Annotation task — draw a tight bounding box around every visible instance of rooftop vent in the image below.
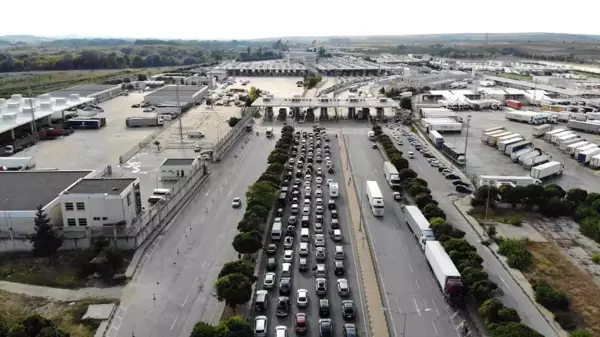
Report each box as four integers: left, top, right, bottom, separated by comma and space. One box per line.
9, 94, 23, 102
0, 99, 6, 108
22, 107, 35, 114
55, 98, 68, 105
38, 94, 52, 102
22, 98, 35, 107
40, 102, 53, 111
2, 113, 18, 120
112, 187, 120, 191
6, 102, 20, 113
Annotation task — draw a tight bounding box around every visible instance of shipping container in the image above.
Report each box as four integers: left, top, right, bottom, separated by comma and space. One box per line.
506, 100, 523, 109
567, 120, 600, 134
505, 141, 533, 155
544, 128, 566, 141
564, 141, 588, 155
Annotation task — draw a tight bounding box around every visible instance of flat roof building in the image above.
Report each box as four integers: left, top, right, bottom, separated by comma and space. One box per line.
144, 85, 208, 106
48, 84, 122, 103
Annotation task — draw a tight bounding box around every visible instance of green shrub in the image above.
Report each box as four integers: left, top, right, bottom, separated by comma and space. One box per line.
592, 253, 600, 264
507, 216, 523, 226
532, 279, 570, 312
498, 238, 532, 270
569, 329, 593, 337
553, 311, 577, 331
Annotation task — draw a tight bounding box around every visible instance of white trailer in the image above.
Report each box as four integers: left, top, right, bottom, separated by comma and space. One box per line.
366, 180, 385, 217
554, 133, 579, 146
574, 144, 598, 158
578, 147, 600, 164
424, 240, 465, 307
505, 111, 545, 124
383, 162, 401, 188
558, 136, 584, 151
487, 131, 514, 146
530, 161, 564, 180
589, 154, 600, 169
550, 131, 573, 144
505, 141, 532, 155
481, 130, 509, 143
523, 154, 551, 169
482, 126, 507, 134
564, 141, 588, 155
532, 124, 552, 137
556, 113, 571, 123
497, 137, 524, 152
519, 150, 542, 165
477, 175, 542, 187
511, 147, 535, 161
404, 205, 436, 250
0, 157, 36, 170
544, 128, 566, 141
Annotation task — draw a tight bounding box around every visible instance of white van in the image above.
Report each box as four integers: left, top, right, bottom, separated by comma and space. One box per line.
147, 195, 165, 205
271, 221, 283, 241
300, 228, 310, 242
335, 245, 345, 260
188, 130, 205, 138
153, 188, 172, 197
281, 263, 292, 277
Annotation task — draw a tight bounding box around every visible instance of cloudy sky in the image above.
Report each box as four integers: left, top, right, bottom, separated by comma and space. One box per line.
3, 0, 599, 39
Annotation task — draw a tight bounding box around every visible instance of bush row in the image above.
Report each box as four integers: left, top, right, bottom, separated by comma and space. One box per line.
373, 126, 543, 337
191, 316, 253, 337
210, 125, 295, 314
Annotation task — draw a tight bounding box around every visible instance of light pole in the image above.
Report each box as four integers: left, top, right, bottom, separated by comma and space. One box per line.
351, 173, 364, 232
462, 115, 472, 166
382, 307, 432, 337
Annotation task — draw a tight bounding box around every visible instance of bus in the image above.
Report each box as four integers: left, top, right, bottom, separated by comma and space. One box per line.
266, 127, 273, 138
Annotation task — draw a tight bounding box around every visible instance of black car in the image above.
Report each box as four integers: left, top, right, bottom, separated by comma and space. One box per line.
341, 300, 356, 320
328, 167, 334, 174
456, 185, 473, 194
334, 261, 344, 275
287, 225, 296, 236
266, 244, 277, 255
446, 173, 460, 180
452, 180, 470, 187
319, 298, 330, 317
276, 208, 284, 217
266, 257, 276, 271
330, 209, 338, 219
328, 200, 336, 210
438, 166, 448, 173
319, 318, 333, 337
315, 214, 323, 224
422, 152, 434, 158
331, 219, 340, 229
276, 296, 290, 317
343, 324, 357, 337
279, 278, 291, 295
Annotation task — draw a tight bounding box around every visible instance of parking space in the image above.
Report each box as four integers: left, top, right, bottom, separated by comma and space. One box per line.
18, 92, 157, 170
441, 110, 600, 190
254, 131, 364, 337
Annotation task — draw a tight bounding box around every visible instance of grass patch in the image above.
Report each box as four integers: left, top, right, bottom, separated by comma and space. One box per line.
497, 73, 533, 81
0, 290, 116, 337
0, 250, 134, 289
525, 241, 600, 335
467, 206, 528, 226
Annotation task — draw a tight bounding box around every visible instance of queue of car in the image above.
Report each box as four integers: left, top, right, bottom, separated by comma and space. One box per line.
253, 128, 358, 337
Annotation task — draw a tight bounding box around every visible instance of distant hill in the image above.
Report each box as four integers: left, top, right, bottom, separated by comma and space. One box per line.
0, 35, 55, 44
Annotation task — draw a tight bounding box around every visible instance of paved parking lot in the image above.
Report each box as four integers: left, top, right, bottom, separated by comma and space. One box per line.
229, 77, 305, 97
18, 92, 157, 170
254, 133, 366, 336
442, 110, 600, 190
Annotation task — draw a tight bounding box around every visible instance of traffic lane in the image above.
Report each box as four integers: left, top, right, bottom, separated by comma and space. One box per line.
399, 132, 559, 337
116, 136, 272, 337
346, 135, 458, 337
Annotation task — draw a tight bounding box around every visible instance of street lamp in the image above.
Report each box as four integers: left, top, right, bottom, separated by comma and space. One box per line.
462, 115, 472, 166
382, 307, 432, 337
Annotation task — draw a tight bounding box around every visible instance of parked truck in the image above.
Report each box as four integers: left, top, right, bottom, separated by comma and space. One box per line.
477, 175, 542, 187
564, 141, 588, 155
550, 131, 573, 144
441, 143, 466, 166
589, 154, 600, 169
487, 132, 514, 146
482, 126, 507, 134
574, 144, 598, 158
481, 130, 509, 144
523, 154, 551, 169
404, 205, 436, 250
126, 115, 165, 127
567, 120, 600, 134
530, 161, 564, 180
497, 136, 524, 152
558, 136, 584, 151
366, 180, 385, 216
519, 150, 542, 165
0, 157, 36, 170
492, 133, 521, 147
506, 100, 523, 109
554, 133, 580, 146
424, 240, 465, 307
383, 162, 401, 189
67, 117, 107, 129
505, 140, 532, 155
506, 111, 545, 124
511, 147, 535, 161
578, 147, 600, 164
429, 130, 444, 149
544, 129, 566, 142
532, 124, 552, 137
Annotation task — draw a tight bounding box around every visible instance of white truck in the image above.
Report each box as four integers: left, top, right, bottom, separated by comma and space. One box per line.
477, 175, 542, 187
578, 147, 600, 164
487, 132, 514, 146
532, 124, 552, 137
404, 205, 436, 250
329, 182, 339, 198
574, 144, 598, 158
481, 130, 508, 144
366, 180, 385, 216
505, 111, 545, 124
558, 136, 583, 151
530, 161, 564, 180
564, 141, 588, 155
383, 162, 401, 189
424, 241, 465, 307
589, 154, 600, 169
125, 115, 165, 127
554, 133, 579, 146
518, 150, 542, 165
511, 147, 535, 161
0, 157, 36, 170
550, 131, 573, 144
523, 154, 551, 169
544, 128, 566, 142
497, 136, 524, 152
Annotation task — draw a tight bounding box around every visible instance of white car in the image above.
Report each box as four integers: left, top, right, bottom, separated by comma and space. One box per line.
315, 234, 325, 247
315, 189, 323, 198
296, 289, 308, 307
232, 197, 242, 208
275, 326, 288, 337
304, 174, 312, 181
304, 180, 311, 187
316, 197, 323, 205
264, 272, 276, 289
284, 236, 294, 249
337, 278, 350, 296
332, 229, 343, 242
291, 204, 299, 214
283, 250, 294, 263
316, 205, 324, 214
314, 223, 324, 234
304, 186, 312, 196
315, 176, 323, 184
302, 207, 310, 216
303, 198, 311, 206
299, 242, 309, 256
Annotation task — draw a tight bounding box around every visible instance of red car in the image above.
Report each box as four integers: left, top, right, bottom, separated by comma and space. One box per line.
295, 313, 308, 334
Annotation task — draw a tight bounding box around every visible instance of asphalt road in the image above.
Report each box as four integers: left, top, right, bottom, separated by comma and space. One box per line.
254, 135, 367, 336
345, 134, 463, 337
108, 134, 275, 337
383, 127, 559, 337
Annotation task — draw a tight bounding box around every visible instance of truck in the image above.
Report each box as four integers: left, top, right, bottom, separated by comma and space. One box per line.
477, 175, 542, 187
424, 240, 465, 307
68, 117, 107, 129
565, 141, 588, 155
589, 154, 600, 169
404, 205, 436, 250
558, 136, 584, 151
505, 140, 532, 155
487, 131, 514, 146
492, 133, 521, 147
481, 130, 508, 144
0, 157, 36, 170
518, 150, 541, 165
567, 120, 600, 134
530, 161, 564, 180
511, 147, 535, 161
126, 116, 164, 127
482, 126, 506, 134
544, 128, 566, 142
429, 130, 444, 149
441, 143, 465, 166
554, 133, 579, 146
574, 144, 598, 158
497, 136, 524, 152
383, 162, 401, 189
550, 131, 573, 144
532, 124, 552, 137
366, 180, 385, 217
506, 100, 523, 109
523, 154, 551, 169
505, 111, 541, 124
329, 182, 339, 198
578, 147, 600, 164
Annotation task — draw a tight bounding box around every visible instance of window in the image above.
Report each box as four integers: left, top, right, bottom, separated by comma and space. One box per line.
76, 202, 85, 211
67, 218, 76, 226
127, 193, 132, 206
65, 203, 74, 211
93, 217, 101, 221
78, 218, 88, 226
102, 217, 108, 220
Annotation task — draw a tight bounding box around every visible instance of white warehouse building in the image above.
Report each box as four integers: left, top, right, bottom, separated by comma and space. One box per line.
160, 158, 201, 181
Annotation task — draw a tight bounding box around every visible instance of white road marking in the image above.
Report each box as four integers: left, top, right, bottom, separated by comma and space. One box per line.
170, 314, 179, 330
413, 298, 421, 316
227, 190, 232, 196
432, 322, 439, 336
408, 263, 413, 272
450, 311, 459, 320
182, 295, 189, 307
498, 276, 512, 291
415, 279, 420, 289
455, 320, 466, 331
432, 300, 440, 316
396, 298, 402, 313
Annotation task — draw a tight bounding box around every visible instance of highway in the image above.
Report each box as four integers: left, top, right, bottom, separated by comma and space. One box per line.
345, 134, 463, 337
383, 127, 559, 337
254, 135, 367, 336
107, 133, 275, 337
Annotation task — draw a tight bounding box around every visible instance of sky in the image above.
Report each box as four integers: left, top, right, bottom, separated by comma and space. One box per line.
3, 0, 599, 39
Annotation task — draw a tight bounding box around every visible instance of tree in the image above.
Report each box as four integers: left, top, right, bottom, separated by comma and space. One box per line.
398, 168, 417, 180
423, 203, 446, 220
191, 322, 218, 337
247, 181, 277, 204
566, 188, 588, 206
217, 316, 253, 337
257, 173, 281, 187
408, 185, 430, 197
232, 231, 262, 255
227, 117, 241, 127
489, 322, 543, 337
137, 73, 148, 81
28, 205, 63, 261
532, 279, 570, 311
267, 152, 288, 165
461, 267, 488, 286
391, 157, 409, 171
215, 273, 253, 310
245, 204, 270, 220
379, 87, 386, 94
470, 279, 498, 303
237, 217, 263, 233
400, 97, 412, 110
414, 193, 434, 209
218, 260, 255, 280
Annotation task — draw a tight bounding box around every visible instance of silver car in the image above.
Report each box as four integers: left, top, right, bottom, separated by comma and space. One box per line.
337, 278, 350, 296
314, 234, 325, 247
264, 272, 276, 289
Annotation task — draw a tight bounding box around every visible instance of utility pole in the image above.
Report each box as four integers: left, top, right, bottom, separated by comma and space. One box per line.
176, 82, 183, 142
463, 115, 472, 166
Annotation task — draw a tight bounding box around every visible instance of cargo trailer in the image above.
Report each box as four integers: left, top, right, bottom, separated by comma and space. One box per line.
530, 161, 564, 180
532, 124, 552, 137
67, 117, 106, 129
544, 128, 566, 141
564, 141, 588, 155
366, 180, 385, 216
523, 154, 551, 169
550, 131, 573, 144
0, 157, 36, 170
519, 150, 542, 165
481, 130, 509, 143
429, 130, 444, 149
574, 144, 598, 158
556, 113, 571, 123
383, 162, 401, 188
126, 115, 165, 127
498, 137, 524, 152
589, 154, 600, 169
424, 241, 464, 307
505, 111, 547, 124
441, 144, 465, 166
487, 131, 514, 146
558, 136, 584, 151
477, 175, 541, 187
555, 133, 580, 146
505, 141, 533, 155
567, 120, 600, 134
492, 133, 521, 147
482, 126, 507, 134
404, 205, 435, 250
570, 113, 588, 121
506, 100, 523, 109
578, 148, 600, 164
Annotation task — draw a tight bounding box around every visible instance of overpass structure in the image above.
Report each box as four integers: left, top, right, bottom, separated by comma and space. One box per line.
252, 94, 399, 121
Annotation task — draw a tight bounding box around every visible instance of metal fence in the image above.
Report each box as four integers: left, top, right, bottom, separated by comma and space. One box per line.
118, 121, 173, 164
212, 107, 256, 162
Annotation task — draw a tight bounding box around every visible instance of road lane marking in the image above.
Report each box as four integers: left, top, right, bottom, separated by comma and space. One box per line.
396, 298, 402, 313
423, 299, 430, 311
413, 298, 421, 316
182, 295, 189, 307
227, 190, 232, 196
193, 276, 199, 286
432, 322, 439, 336
408, 263, 413, 272
498, 276, 512, 291
450, 311, 459, 320
170, 314, 179, 330
415, 279, 420, 289
432, 300, 440, 316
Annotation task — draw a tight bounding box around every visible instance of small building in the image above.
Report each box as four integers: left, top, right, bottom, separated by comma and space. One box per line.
60, 178, 141, 228
160, 158, 200, 181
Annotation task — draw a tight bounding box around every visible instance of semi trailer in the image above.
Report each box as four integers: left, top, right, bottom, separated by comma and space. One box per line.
564, 141, 588, 155
544, 129, 566, 142
0, 157, 36, 170
424, 240, 465, 308
497, 136, 524, 152
441, 143, 466, 166
530, 161, 564, 180
578, 148, 600, 164
574, 144, 598, 158
126, 115, 165, 127
558, 136, 584, 151
505, 141, 533, 155
366, 180, 385, 216
404, 205, 436, 250
429, 130, 444, 149
481, 130, 509, 144
383, 162, 401, 189
567, 120, 600, 134
589, 155, 600, 169
511, 147, 535, 161
532, 124, 552, 137
519, 150, 542, 165
523, 154, 551, 169
477, 175, 542, 187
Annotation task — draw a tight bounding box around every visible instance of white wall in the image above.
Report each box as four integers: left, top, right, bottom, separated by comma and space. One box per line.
161, 162, 199, 181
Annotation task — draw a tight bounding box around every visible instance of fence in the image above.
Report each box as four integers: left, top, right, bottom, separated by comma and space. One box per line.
212, 107, 256, 162
118, 121, 173, 165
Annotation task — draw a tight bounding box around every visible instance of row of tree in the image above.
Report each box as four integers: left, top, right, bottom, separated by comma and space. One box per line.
213, 125, 295, 311
375, 128, 545, 337
0, 314, 70, 337
237, 46, 281, 62
190, 316, 254, 337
